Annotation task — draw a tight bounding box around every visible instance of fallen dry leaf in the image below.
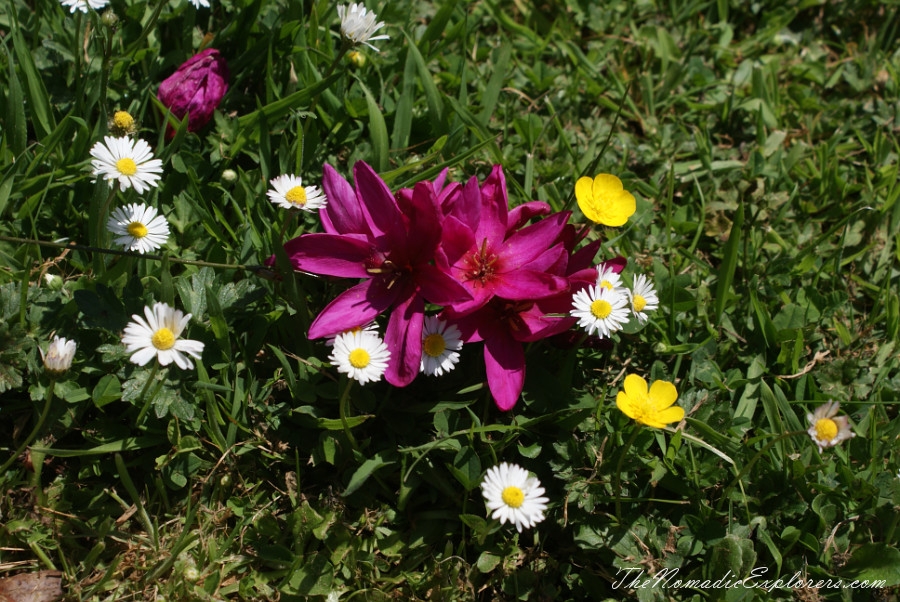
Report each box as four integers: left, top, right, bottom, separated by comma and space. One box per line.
0, 571, 63, 602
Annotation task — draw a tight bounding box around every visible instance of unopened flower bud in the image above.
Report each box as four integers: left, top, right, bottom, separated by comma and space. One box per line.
41, 336, 76, 375
44, 273, 64, 291
221, 168, 237, 183
158, 48, 229, 136
100, 9, 118, 28
347, 50, 366, 68
109, 110, 137, 136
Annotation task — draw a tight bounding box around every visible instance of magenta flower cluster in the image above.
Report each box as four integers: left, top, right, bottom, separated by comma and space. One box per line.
284, 162, 623, 411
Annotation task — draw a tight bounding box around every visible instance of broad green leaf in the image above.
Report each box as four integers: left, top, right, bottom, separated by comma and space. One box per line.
343, 452, 396, 497
840, 543, 900, 586
92, 375, 122, 408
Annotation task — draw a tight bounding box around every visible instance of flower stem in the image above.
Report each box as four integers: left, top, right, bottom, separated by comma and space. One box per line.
134, 364, 162, 426
338, 378, 359, 453
0, 235, 255, 273
299, 42, 350, 169
613, 426, 640, 523
0, 381, 56, 475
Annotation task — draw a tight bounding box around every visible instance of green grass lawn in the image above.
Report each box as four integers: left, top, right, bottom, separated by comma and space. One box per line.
1, 0, 899, 600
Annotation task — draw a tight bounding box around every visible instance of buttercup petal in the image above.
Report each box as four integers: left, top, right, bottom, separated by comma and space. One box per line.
649, 380, 679, 411
622, 373, 648, 401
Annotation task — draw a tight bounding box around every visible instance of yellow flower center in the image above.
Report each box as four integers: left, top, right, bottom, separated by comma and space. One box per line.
348, 348, 370, 369
599, 279, 615, 290
501, 486, 525, 508
113, 111, 134, 130
633, 294, 647, 312
423, 333, 446, 358
151, 327, 176, 351
815, 418, 838, 442
285, 186, 308, 206
590, 299, 612, 320
116, 157, 138, 176
127, 221, 148, 238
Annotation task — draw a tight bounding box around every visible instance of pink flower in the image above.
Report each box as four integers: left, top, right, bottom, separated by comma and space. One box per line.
436, 165, 571, 317
158, 48, 229, 134
283, 162, 470, 387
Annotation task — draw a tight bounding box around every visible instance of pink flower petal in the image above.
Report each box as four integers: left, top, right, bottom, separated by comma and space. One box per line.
507, 201, 551, 232
283, 233, 373, 278
416, 263, 472, 306
473, 165, 508, 247
483, 331, 525, 411
354, 162, 405, 247
308, 279, 399, 339
492, 269, 569, 301
321, 164, 366, 236
384, 292, 424, 387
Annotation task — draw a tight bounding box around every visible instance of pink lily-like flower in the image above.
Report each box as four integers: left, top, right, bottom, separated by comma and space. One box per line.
437, 165, 571, 317
283, 162, 470, 387
445, 225, 626, 410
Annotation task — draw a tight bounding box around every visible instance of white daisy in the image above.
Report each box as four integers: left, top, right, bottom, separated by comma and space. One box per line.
107, 203, 170, 254
570, 283, 629, 338
267, 174, 327, 212
480, 462, 549, 533
420, 316, 462, 377
90, 136, 163, 194
595, 264, 624, 293
188, 0, 210, 7
329, 330, 390, 385
122, 302, 205, 370
59, 0, 109, 13
629, 274, 659, 325
40, 336, 76, 374
337, 3, 389, 51
806, 401, 855, 452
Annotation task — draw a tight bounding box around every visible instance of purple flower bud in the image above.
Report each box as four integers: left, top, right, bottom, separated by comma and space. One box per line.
158, 48, 229, 134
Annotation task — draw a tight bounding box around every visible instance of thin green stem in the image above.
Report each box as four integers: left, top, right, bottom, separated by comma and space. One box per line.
717, 430, 807, 512
0, 381, 56, 475
299, 41, 350, 168
95, 187, 117, 249
561, 77, 634, 214
0, 235, 261, 273
338, 378, 359, 453
134, 363, 162, 426
614, 426, 641, 523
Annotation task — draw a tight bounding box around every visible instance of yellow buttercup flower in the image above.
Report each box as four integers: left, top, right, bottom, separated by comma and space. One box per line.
616, 374, 684, 429
575, 173, 636, 227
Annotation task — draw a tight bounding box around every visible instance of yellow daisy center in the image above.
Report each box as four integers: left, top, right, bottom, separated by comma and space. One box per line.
285, 186, 308, 206
423, 333, 446, 358
633, 294, 647, 312
151, 327, 176, 351
127, 222, 148, 238
590, 299, 612, 320
599, 279, 615, 290
815, 418, 838, 442
116, 157, 138, 176
501, 486, 525, 508
113, 111, 134, 130
348, 348, 370, 369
